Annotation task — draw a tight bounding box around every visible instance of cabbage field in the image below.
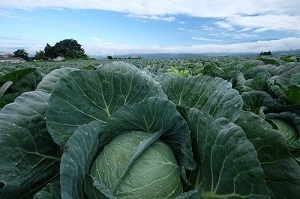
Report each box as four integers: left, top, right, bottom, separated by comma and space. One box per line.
0, 55, 300, 198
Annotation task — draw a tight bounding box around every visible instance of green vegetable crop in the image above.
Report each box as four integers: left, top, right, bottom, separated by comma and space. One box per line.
0, 60, 299, 199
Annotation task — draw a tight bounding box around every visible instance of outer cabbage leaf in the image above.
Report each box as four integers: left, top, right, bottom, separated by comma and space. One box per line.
236, 111, 300, 199
290, 72, 300, 86
47, 62, 165, 147
293, 151, 300, 165
271, 66, 300, 89
242, 75, 271, 93
0, 92, 20, 110
0, 68, 43, 108
276, 83, 300, 105
10, 69, 43, 92
242, 91, 282, 113
0, 81, 13, 97
184, 108, 269, 198
0, 91, 60, 199
241, 59, 265, 69
243, 66, 271, 79
158, 75, 242, 122
36, 67, 78, 93
200, 63, 225, 76
175, 190, 201, 199
85, 174, 110, 199
0, 68, 37, 85
269, 66, 300, 105
60, 120, 105, 199
261, 64, 286, 76
256, 57, 281, 66
33, 179, 61, 199
268, 119, 297, 144
232, 72, 246, 93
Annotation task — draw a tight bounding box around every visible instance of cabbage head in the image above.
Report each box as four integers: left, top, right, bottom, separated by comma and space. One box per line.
90, 131, 183, 198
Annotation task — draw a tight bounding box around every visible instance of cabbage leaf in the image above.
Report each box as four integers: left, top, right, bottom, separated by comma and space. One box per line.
0, 91, 60, 199
158, 75, 242, 122
184, 108, 269, 198
47, 62, 165, 147
236, 111, 300, 199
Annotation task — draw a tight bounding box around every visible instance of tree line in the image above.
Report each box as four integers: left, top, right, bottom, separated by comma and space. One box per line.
13, 38, 88, 61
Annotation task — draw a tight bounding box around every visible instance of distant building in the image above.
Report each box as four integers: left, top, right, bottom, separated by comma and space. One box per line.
0, 57, 26, 63
0, 53, 14, 58
260, 51, 272, 56
128, 56, 141, 59
52, 56, 65, 62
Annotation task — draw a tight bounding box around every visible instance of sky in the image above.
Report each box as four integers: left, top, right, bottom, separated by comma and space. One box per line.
0, 0, 300, 57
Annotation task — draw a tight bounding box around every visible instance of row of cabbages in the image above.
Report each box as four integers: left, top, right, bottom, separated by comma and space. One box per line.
0, 61, 299, 198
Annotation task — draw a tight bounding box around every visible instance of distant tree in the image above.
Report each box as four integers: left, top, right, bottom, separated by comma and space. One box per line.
65, 49, 88, 59
107, 55, 113, 59
54, 39, 87, 59
13, 49, 29, 61
44, 39, 88, 60
44, 43, 58, 60
34, 50, 46, 61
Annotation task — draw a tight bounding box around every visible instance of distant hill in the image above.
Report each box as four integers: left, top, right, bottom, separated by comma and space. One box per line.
91, 49, 300, 60
272, 49, 300, 55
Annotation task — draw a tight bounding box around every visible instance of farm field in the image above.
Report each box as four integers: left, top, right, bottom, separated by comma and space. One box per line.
1, 54, 300, 198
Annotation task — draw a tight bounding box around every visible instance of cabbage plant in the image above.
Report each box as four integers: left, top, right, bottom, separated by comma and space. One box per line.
0, 61, 299, 199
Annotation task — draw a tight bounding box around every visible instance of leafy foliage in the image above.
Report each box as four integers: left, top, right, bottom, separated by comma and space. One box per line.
0, 55, 300, 198
13, 49, 29, 61
44, 39, 87, 60
0, 91, 60, 199
0, 68, 43, 108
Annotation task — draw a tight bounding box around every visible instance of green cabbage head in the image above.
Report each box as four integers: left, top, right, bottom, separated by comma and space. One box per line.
90, 131, 183, 198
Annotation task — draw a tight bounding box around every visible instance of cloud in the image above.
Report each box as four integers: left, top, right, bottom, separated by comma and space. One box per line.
1, 0, 300, 56
1, 1, 299, 33
91, 37, 102, 42
225, 14, 300, 33
82, 37, 300, 56
0, 36, 22, 40
209, 30, 258, 40
127, 14, 176, 22
0, 9, 36, 21
214, 21, 234, 30
1, 0, 299, 16
1, 37, 299, 56
192, 37, 221, 42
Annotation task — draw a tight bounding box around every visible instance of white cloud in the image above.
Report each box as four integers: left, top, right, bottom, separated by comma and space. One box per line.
81, 37, 300, 56
178, 28, 198, 32
225, 14, 300, 33
1, 1, 299, 33
214, 21, 234, 30
91, 37, 102, 42
210, 31, 258, 40
1, 0, 299, 16
201, 25, 215, 32
1, 1, 300, 56
192, 37, 221, 42
238, 28, 252, 32
234, 33, 258, 39
127, 14, 176, 22
1, 37, 300, 56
